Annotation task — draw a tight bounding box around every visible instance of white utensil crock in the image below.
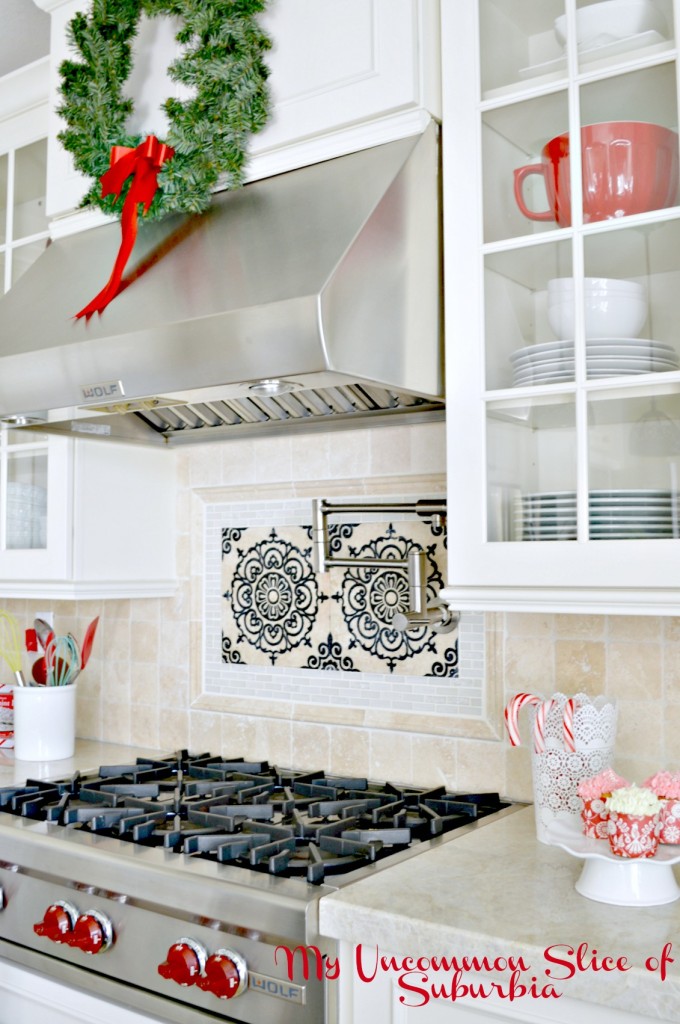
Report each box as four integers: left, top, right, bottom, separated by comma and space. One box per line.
13, 683, 77, 761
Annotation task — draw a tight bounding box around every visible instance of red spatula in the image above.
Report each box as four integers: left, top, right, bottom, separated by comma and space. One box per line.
81, 616, 99, 669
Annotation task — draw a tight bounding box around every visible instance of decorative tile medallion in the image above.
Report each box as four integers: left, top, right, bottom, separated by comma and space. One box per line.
221, 521, 458, 677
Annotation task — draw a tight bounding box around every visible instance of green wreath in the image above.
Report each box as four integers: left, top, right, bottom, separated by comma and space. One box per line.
57, 0, 272, 219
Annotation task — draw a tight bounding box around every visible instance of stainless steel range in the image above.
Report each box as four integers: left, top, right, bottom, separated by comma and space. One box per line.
0, 752, 520, 1024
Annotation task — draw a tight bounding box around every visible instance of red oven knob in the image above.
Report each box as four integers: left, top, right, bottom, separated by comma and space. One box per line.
197, 949, 248, 999
70, 910, 114, 954
158, 938, 207, 986
33, 900, 78, 943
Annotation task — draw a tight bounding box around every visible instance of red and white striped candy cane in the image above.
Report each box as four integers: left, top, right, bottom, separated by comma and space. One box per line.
533, 698, 555, 754
504, 692, 541, 747
562, 697, 577, 752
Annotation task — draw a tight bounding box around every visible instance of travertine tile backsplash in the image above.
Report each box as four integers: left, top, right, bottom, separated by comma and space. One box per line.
4, 421, 680, 801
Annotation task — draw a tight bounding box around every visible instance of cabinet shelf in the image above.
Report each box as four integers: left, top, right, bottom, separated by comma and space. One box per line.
482, 42, 676, 103
486, 374, 680, 405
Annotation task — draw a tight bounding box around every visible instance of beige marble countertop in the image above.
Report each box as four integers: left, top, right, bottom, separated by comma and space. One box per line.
319, 806, 680, 1021
0, 738, 164, 782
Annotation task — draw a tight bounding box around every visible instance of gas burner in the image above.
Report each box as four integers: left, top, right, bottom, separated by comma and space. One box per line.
0, 751, 511, 885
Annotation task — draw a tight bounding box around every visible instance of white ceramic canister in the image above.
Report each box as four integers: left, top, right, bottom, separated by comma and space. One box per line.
13, 684, 76, 761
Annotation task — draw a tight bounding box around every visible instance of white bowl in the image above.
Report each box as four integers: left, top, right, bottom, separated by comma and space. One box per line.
548, 290, 648, 339
554, 0, 668, 51
548, 276, 646, 296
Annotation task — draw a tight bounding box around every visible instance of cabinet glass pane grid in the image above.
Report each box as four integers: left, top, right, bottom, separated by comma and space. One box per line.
479, 0, 680, 546
479, 0, 676, 103
0, 432, 48, 552
0, 139, 48, 294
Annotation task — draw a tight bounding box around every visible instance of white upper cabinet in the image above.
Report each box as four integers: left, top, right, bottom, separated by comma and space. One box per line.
440, 0, 680, 614
0, 434, 176, 599
41, 0, 441, 221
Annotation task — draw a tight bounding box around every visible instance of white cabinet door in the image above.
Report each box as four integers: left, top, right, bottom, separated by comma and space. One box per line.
0, 434, 71, 586
0, 434, 176, 599
0, 957, 161, 1024
250, 0, 441, 176
440, 0, 680, 614
42, 0, 441, 219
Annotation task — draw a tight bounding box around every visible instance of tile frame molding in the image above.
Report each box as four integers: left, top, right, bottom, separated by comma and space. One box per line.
189, 474, 503, 741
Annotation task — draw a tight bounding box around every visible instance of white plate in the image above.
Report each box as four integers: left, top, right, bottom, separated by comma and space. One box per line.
511, 358, 677, 379
518, 522, 579, 530
518, 29, 667, 80
520, 500, 576, 507
523, 491, 576, 499
589, 512, 675, 520
590, 489, 675, 498
586, 356, 678, 369
510, 338, 676, 363
510, 345, 574, 365
546, 820, 680, 906
522, 521, 578, 529
586, 342, 676, 355
591, 533, 676, 539
513, 376, 574, 386
512, 374, 575, 385
587, 368, 677, 379
511, 351, 676, 373
589, 528, 675, 536
512, 354, 576, 369
522, 528, 577, 536
521, 491, 677, 504
520, 498, 577, 505
591, 524, 675, 533
591, 504, 675, 512
517, 507, 577, 516
522, 533, 577, 540
513, 364, 574, 376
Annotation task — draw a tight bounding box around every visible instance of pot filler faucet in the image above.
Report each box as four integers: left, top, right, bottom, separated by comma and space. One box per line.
311, 498, 459, 634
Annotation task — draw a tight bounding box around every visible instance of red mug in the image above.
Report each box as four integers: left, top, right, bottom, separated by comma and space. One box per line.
514, 121, 679, 226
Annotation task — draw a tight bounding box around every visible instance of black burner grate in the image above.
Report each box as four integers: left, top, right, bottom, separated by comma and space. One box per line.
0, 752, 510, 884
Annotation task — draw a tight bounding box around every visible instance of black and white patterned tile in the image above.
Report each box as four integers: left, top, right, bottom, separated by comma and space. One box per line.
203, 497, 484, 718
221, 520, 457, 677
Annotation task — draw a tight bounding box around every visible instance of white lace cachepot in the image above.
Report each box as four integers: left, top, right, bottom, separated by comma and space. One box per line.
528, 693, 617, 844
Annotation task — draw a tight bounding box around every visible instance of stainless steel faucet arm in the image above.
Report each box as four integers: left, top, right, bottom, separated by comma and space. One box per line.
310, 498, 459, 634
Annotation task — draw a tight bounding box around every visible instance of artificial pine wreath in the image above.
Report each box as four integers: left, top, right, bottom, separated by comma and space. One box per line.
57, 0, 272, 220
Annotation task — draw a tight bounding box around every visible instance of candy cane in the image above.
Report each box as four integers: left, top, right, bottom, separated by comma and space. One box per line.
504, 692, 541, 747
562, 697, 576, 752
533, 698, 555, 754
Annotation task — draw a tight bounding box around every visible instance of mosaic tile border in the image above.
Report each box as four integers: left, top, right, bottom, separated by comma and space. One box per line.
202, 495, 486, 719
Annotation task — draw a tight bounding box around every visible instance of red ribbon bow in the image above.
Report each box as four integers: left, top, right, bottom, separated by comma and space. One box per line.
75, 134, 175, 319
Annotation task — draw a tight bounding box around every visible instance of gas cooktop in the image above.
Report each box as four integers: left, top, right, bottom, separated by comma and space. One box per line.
0, 752, 521, 1024
0, 750, 511, 885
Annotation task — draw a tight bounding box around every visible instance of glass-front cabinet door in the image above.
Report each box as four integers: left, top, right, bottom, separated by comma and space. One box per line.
2, 431, 48, 551
442, 0, 680, 608
0, 100, 64, 581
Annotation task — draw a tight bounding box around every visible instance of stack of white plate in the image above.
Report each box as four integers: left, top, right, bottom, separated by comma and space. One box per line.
516, 490, 679, 540
510, 339, 678, 387
589, 490, 678, 539
6, 483, 47, 549
515, 492, 577, 540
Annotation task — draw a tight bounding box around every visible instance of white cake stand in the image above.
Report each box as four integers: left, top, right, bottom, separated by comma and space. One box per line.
546, 822, 680, 906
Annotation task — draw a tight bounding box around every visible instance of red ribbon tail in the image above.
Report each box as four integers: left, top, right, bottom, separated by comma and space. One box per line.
74, 195, 140, 319
74, 135, 174, 318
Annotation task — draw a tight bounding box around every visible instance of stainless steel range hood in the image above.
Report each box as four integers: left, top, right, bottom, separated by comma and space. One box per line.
0, 122, 443, 447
